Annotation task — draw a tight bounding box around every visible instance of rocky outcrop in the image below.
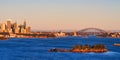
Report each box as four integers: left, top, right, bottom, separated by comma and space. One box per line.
49, 44, 108, 53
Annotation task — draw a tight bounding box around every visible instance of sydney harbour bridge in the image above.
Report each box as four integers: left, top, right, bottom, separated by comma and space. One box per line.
77, 28, 107, 36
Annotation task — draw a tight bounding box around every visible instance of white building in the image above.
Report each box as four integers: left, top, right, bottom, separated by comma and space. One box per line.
54, 32, 66, 37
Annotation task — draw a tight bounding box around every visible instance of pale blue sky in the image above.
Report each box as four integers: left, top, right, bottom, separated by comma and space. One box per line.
0, 0, 120, 31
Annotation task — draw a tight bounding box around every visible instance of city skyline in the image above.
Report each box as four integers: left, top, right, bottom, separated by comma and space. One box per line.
0, 19, 31, 33
0, 19, 120, 32
0, 0, 120, 31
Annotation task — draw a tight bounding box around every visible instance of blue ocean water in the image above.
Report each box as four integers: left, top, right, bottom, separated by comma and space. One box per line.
0, 36, 120, 60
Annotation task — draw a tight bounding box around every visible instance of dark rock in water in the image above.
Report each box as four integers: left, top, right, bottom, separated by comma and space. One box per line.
49, 48, 71, 52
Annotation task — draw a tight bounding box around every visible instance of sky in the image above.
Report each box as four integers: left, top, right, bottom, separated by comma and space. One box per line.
0, 0, 120, 31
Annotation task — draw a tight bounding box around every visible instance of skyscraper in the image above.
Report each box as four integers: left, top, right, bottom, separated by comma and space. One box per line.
0, 23, 2, 32
26, 26, 31, 33
7, 20, 11, 29
7, 19, 12, 33
23, 19, 26, 29
14, 22, 19, 33
18, 24, 22, 33
21, 27, 26, 33
1, 23, 6, 32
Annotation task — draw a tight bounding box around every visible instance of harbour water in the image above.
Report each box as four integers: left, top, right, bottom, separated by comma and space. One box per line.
0, 37, 120, 60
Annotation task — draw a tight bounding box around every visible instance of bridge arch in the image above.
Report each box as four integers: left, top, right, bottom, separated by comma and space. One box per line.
78, 28, 107, 35
78, 28, 106, 33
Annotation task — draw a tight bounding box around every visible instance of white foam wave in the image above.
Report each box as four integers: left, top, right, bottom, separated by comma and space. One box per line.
101, 51, 120, 55
83, 51, 120, 56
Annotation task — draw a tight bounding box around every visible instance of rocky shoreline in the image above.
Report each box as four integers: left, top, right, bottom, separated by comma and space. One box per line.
0, 37, 9, 40
49, 44, 108, 53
